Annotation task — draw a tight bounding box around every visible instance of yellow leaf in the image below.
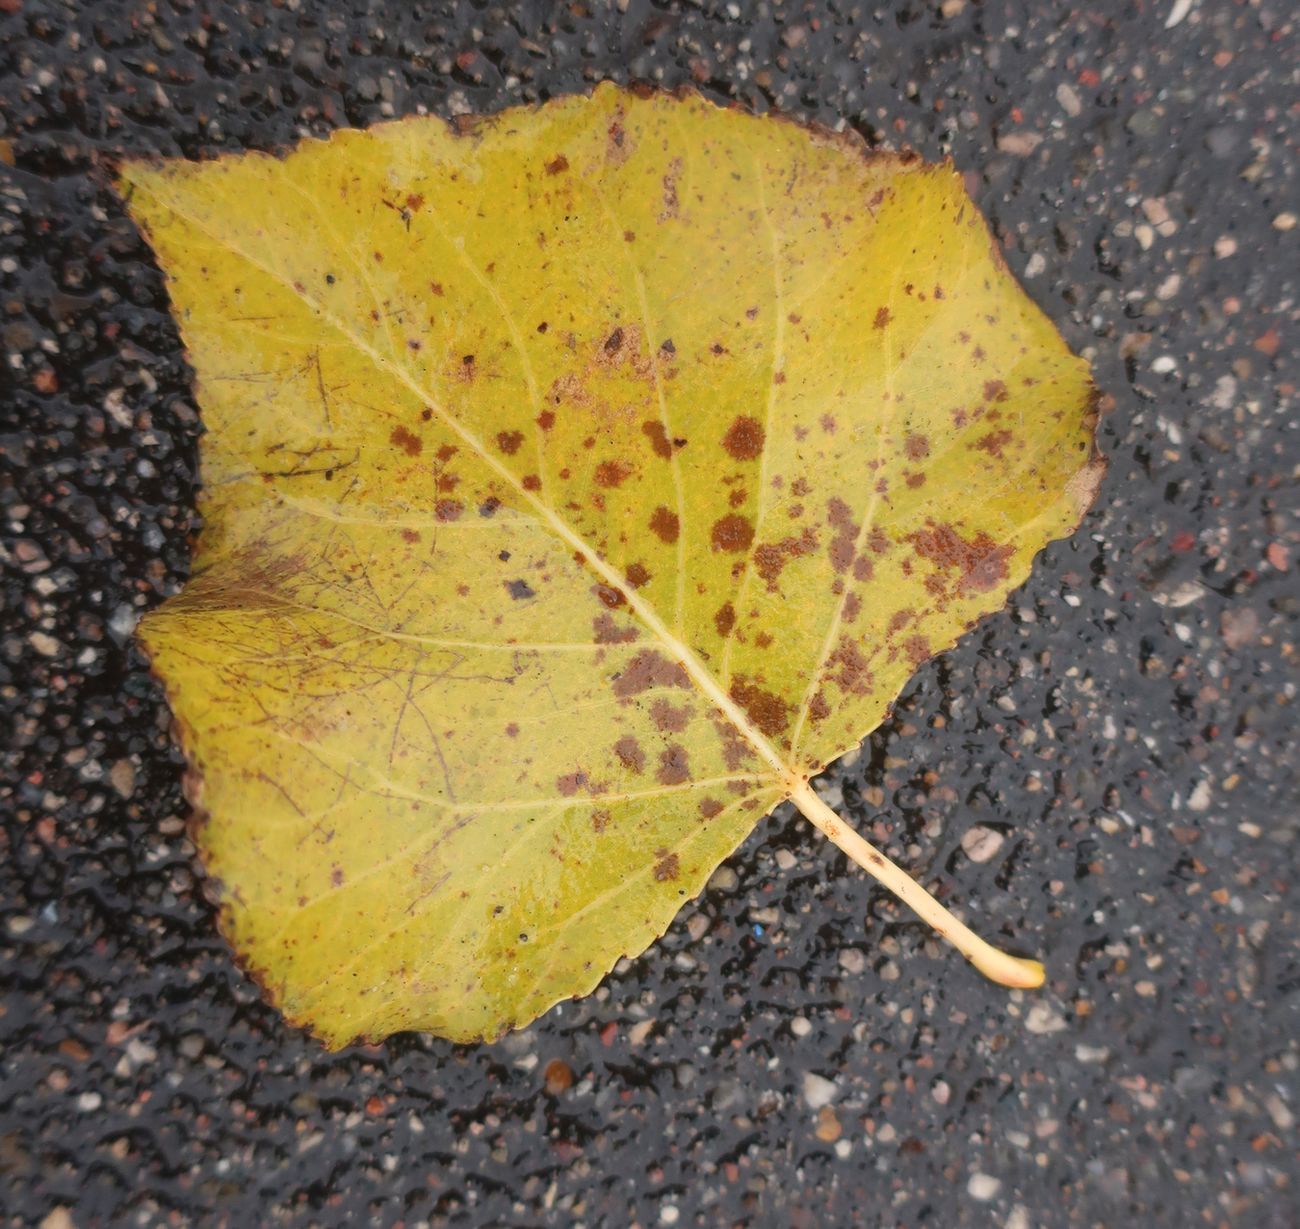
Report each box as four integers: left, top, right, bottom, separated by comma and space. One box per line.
118, 84, 1103, 1047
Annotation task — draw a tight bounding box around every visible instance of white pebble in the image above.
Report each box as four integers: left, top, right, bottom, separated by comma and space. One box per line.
1024, 1003, 1068, 1035
961, 826, 1005, 863
802, 1071, 838, 1110
709, 866, 738, 892
968, 1173, 1002, 1201
1264, 1093, 1294, 1131
838, 948, 867, 975
30, 631, 62, 657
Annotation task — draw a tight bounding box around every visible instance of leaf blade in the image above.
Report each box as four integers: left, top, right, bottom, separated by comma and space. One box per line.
121, 84, 1101, 1045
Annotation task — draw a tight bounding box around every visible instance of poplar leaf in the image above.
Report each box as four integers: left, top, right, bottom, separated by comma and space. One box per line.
118, 84, 1104, 1047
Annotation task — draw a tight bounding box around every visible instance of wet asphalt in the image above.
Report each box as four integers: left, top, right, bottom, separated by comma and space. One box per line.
1, 2, 1297, 1226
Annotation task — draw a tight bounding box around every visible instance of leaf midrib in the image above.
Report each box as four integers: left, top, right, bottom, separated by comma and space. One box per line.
130, 175, 799, 792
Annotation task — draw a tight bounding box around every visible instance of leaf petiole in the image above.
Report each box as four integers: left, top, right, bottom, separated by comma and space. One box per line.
788, 780, 1046, 990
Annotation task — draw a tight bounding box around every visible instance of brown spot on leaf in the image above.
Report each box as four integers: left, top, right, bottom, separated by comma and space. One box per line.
908, 523, 1015, 594
714, 602, 736, 637
853, 555, 874, 583
656, 745, 690, 786
593, 583, 626, 609
650, 698, 691, 733
625, 562, 651, 588
545, 153, 569, 175
874, 306, 892, 329
649, 505, 680, 544
642, 420, 673, 459
729, 677, 790, 738
843, 592, 862, 623
699, 798, 725, 819
505, 578, 535, 600
435, 500, 463, 522
827, 496, 858, 574
711, 514, 754, 553
522, 475, 542, 491
712, 717, 752, 772
593, 613, 638, 644
537, 409, 556, 430
613, 650, 689, 699
983, 379, 1009, 403
661, 157, 682, 219
722, 415, 765, 460
401, 528, 420, 544
754, 527, 818, 590
390, 425, 422, 456
613, 736, 645, 774
556, 771, 587, 796
595, 459, 632, 487
591, 809, 611, 833
496, 430, 524, 455
808, 692, 830, 723
904, 433, 930, 460
904, 635, 931, 664
604, 326, 625, 356
653, 850, 681, 881
975, 429, 1015, 458
829, 639, 873, 695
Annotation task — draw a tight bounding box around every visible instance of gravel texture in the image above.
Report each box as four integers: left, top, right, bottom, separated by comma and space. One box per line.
1, 1, 1297, 1226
